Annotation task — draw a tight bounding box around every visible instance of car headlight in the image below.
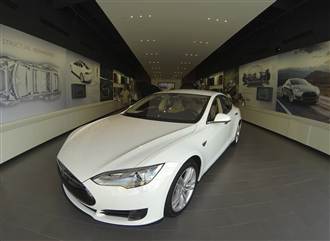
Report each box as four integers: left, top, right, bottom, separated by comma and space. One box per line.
92, 164, 164, 188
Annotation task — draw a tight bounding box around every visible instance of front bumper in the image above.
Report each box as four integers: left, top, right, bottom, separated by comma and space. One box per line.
61, 164, 176, 226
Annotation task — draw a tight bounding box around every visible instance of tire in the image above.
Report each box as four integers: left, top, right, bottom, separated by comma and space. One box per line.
232, 121, 242, 145
164, 160, 199, 217
288, 92, 294, 103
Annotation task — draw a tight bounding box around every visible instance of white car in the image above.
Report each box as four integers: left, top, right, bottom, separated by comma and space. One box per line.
279, 78, 320, 104
70, 60, 92, 84
57, 89, 242, 226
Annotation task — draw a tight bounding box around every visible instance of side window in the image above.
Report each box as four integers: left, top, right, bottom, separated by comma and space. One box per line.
220, 95, 232, 114
207, 96, 223, 122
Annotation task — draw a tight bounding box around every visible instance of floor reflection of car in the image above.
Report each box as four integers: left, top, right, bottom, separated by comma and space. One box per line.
279, 78, 320, 104
0, 57, 60, 105
70, 60, 92, 84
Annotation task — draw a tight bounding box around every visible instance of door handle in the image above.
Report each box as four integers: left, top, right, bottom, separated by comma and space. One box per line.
202, 140, 207, 147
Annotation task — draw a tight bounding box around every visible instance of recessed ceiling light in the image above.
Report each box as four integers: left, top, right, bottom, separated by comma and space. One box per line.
207, 17, 211, 21
199, 41, 203, 44
193, 41, 197, 44
152, 40, 156, 42
140, 40, 143, 42
205, 41, 209, 44
130, 15, 134, 19
146, 39, 150, 42
139, 15, 143, 18
216, 18, 219, 22
224, 19, 228, 23
148, 14, 152, 18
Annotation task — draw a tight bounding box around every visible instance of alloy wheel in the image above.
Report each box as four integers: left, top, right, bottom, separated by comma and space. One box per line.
171, 167, 197, 213
235, 122, 241, 143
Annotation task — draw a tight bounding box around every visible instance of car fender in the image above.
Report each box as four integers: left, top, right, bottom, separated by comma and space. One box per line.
140, 134, 206, 184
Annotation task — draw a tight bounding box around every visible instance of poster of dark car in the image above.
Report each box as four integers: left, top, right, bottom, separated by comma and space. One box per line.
276, 41, 330, 123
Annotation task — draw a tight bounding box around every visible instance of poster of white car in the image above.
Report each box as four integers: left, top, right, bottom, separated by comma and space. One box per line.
279, 78, 320, 104
70, 60, 92, 84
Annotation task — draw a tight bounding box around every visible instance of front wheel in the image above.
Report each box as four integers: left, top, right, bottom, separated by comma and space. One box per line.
164, 161, 198, 217
288, 92, 294, 103
233, 121, 242, 145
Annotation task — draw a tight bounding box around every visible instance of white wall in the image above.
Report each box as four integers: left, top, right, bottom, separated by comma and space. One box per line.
241, 106, 330, 155
0, 100, 124, 164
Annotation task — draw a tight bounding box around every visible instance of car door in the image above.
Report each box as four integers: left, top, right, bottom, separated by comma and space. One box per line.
219, 95, 236, 143
196, 95, 231, 172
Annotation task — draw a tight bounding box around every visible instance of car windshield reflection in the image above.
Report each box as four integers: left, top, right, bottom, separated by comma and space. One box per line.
124, 93, 210, 123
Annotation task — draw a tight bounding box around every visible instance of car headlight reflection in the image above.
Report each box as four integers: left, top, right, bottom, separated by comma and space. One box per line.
92, 164, 164, 188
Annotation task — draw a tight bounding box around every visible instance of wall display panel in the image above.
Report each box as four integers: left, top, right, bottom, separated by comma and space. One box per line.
275, 41, 330, 124
158, 82, 175, 90
0, 25, 102, 124
65, 51, 100, 107
239, 56, 278, 111
224, 67, 239, 96
0, 25, 66, 123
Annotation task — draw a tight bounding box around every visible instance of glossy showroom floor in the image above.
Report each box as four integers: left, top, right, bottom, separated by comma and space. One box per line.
0, 122, 329, 241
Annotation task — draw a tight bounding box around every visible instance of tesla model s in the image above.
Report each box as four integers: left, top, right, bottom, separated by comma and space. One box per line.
57, 89, 242, 226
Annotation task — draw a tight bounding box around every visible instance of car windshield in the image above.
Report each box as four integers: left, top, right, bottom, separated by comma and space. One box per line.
123, 93, 210, 123
291, 79, 308, 85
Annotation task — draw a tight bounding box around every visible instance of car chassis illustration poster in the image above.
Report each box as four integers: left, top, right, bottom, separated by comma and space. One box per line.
0, 24, 101, 124
0, 24, 66, 123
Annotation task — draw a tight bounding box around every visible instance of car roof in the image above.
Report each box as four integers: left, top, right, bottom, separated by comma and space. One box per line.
159, 89, 223, 97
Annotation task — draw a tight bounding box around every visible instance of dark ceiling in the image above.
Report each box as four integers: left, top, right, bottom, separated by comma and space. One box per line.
0, 0, 150, 82
183, 0, 330, 85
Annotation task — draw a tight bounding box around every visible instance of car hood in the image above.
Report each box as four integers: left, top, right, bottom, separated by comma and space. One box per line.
57, 114, 194, 182
293, 84, 316, 92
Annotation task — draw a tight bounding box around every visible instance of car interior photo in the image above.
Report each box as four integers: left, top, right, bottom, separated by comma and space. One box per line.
0, 0, 329, 240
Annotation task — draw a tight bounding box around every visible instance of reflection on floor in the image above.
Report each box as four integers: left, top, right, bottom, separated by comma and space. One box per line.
0, 122, 329, 241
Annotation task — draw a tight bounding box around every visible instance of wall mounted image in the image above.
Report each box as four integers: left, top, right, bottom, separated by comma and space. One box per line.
275, 41, 330, 123
71, 83, 86, 99
256, 87, 273, 102
278, 78, 320, 104
70, 60, 92, 84
0, 56, 60, 106
242, 69, 270, 87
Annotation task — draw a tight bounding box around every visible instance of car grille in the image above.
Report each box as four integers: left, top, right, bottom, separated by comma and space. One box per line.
57, 161, 96, 206
302, 92, 317, 102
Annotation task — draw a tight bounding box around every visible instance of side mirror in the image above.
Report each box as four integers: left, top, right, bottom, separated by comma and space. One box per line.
212, 113, 231, 124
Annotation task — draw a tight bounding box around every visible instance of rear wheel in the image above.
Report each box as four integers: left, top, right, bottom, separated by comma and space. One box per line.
164, 161, 198, 217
